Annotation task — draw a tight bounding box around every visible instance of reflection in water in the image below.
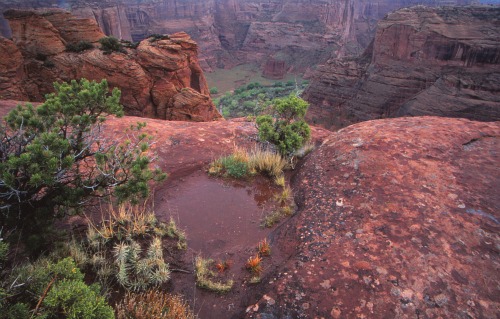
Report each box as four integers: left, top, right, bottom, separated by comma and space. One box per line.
157, 173, 277, 255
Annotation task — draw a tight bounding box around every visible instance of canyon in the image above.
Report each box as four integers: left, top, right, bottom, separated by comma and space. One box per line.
0, 0, 478, 76
0, 9, 221, 121
0, 2, 498, 318
304, 6, 500, 128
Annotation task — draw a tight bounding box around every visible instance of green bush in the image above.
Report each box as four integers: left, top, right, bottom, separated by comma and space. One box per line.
43, 280, 114, 319
99, 36, 124, 54
66, 41, 94, 53
209, 87, 219, 94
256, 94, 311, 155
3, 257, 114, 319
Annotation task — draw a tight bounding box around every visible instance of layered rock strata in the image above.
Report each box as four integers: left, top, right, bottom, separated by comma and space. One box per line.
248, 116, 500, 318
0, 0, 478, 74
1, 9, 221, 121
305, 6, 500, 128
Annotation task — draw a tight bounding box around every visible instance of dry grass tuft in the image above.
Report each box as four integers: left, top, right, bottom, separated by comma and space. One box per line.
116, 290, 196, 319
248, 147, 287, 178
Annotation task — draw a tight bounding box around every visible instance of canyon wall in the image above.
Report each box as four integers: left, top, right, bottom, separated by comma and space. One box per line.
0, 0, 478, 75
304, 6, 500, 128
1, 9, 221, 121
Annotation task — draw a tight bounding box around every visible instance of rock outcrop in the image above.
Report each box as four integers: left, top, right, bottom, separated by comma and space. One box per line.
248, 116, 500, 318
0, 0, 478, 74
1, 9, 221, 121
305, 6, 500, 129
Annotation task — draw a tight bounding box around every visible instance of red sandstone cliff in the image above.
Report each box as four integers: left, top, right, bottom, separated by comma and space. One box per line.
1, 9, 221, 121
304, 6, 500, 128
0, 0, 478, 75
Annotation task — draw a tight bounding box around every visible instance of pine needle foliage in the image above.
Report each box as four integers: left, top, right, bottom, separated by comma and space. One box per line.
0, 79, 165, 234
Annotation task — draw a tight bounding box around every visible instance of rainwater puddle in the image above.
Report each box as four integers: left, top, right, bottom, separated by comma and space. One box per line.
156, 171, 277, 256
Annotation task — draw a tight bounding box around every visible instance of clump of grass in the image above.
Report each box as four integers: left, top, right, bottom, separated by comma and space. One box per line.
86, 204, 186, 251
248, 147, 287, 178
257, 239, 271, 256
166, 218, 187, 250
261, 210, 284, 228
275, 186, 292, 205
274, 174, 285, 187
245, 254, 262, 276
208, 146, 251, 179
195, 257, 233, 293
209, 146, 287, 180
116, 290, 195, 319
68, 203, 186, 291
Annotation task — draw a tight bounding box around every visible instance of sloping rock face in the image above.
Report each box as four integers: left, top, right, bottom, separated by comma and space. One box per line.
0, 0, 477, 73
2, 10, 221, 121
0, 37, 26, 100
305, 6, 500, 129
247, 116, 500, 318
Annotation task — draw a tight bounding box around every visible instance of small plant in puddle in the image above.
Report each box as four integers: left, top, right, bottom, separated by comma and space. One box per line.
261, 210, 283, 228
195, 257, 233, 293
274, 174, 286, 187
215, 260, 232, 273
281, 205, 294, 217
166, 217, 187, 250
246, 254, 263, 276
275, 186, 292, 205
258, 238, 271, 256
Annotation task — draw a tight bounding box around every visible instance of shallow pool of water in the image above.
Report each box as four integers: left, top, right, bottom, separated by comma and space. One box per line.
156, 171, 277, 255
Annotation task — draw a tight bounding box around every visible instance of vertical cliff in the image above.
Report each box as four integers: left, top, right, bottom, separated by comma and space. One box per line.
304, 6, 500, 128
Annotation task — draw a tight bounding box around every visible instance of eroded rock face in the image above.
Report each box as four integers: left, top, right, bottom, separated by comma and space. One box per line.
0, 37, 26, 100
248, 116, 500, 318
2, 10, 221, 121
305, 6, 500, 129
0, 0, 477, 74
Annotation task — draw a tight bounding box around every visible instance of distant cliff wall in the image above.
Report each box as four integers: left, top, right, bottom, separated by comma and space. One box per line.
304, 6, 500, 128
0, 0, 478, 74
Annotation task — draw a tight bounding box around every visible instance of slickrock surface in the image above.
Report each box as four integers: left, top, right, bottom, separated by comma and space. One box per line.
0, 1, 476, 74
305, 6, 500, 129
1, 10, 221, 121
247, 116, 499, 318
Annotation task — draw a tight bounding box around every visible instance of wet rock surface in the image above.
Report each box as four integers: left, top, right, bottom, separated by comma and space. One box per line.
305, 6, 500, 129
248, 117, 499, 318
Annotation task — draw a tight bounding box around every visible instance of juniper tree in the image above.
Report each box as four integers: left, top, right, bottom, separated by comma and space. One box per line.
0, 79, 165, 231
256, 94, 311, 156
